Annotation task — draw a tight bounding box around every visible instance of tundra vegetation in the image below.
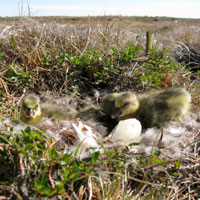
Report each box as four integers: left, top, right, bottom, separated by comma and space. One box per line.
0, 16, 200, 199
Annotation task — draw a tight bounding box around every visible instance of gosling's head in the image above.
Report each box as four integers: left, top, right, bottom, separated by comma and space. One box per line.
21, 94, 41, 119
111, 92, 139, 119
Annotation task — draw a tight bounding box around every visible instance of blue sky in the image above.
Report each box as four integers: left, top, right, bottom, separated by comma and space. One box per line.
0, 0, 200, 18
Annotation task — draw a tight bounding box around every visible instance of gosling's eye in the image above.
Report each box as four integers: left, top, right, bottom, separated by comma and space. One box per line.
35, 104, 39, 109
123, 102, 129, 107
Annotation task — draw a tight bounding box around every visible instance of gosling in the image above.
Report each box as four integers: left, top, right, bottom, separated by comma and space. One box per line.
105, 88, 191, 128
20, 94, 77, 126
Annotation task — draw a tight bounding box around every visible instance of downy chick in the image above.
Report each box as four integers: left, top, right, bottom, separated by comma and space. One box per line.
95, 93, 123, 133
110, 88, 191, 128
20, 94, 77, 126
101, 93, 121, 115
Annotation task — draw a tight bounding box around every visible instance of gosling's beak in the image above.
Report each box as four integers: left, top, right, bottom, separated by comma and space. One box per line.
26, 108, 35, 118
111, 108, 122, 119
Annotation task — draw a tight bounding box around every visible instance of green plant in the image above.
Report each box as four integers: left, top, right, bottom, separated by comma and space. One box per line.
145, 31, 151, 56
119, 43, 142, 63
4, 65, 32, 88
139, 47, 179, 87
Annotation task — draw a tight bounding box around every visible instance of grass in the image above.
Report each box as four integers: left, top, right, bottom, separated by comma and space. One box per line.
0, 126, 200, 199
1, 127, 200, 199
1, 16, 199, 96
0, 16, 200, 199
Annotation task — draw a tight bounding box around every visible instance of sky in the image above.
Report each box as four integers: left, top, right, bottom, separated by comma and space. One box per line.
0, 0, 200, 19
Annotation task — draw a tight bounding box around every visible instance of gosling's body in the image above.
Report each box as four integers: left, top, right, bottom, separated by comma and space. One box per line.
20, 94, 77, 126
135, 88, 191, 128
103, 88, 191, 129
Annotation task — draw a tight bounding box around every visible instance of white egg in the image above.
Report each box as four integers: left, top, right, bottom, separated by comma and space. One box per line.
110, 118, 142, 143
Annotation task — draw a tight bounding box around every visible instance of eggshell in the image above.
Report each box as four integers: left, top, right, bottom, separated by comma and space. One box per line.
110, 118, 142, 143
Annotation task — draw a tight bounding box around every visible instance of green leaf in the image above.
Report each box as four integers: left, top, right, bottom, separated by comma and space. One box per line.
57, 56, 64, 63
61, 166, 71, 180
68, 170, 81, 181
61, 153, 73, 164
91, 151, 100, 164
48, 147, 58, 161
174, 159, 181, 169
74, 139, 85, 157
73, 160, 80, 168
0, 134, 11, 144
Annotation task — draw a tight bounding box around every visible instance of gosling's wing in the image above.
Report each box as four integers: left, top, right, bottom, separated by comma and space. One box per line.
41, 104, 77, 120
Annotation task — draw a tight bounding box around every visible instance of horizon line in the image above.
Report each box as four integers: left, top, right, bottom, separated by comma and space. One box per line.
0, 15, 199, 20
